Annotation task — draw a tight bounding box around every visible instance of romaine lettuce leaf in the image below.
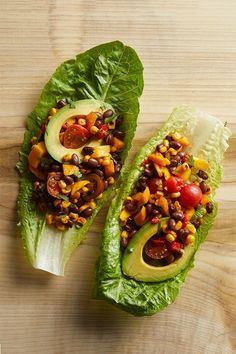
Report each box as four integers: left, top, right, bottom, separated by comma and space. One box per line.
17, 41, 144, 275
95, 105, 231, 316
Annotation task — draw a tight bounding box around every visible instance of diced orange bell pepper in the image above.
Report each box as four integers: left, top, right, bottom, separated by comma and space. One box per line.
177, 136, 190, 146
112, 137, 125, 151
86, 112, 98, 131
104, 160, 115, 177
193, 157, 208, 171
201, 194, 210, 206
92, 145, 110, 158
156, 196, 169, 215
63, 164, 79, 176
149, 153, 170, 167
185, 207, 195, 221
134, 206, 147, 226
132, 187, 150, 206
28, 141, 47, 169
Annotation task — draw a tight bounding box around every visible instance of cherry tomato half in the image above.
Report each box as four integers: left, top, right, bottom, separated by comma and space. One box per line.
164, 176, 184, 194
47, 172, 62, 198
63, 124, 90, 149
97, 124, 109, 140
179, 183, 202, 208
144, 239, 170, 261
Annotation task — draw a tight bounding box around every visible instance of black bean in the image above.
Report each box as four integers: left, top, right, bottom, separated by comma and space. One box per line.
177, 151, 185, 160
56, 204, 63, 213
104, 133, 113, 145
129, 229, 137, 237
67, 220, 74, 228
152, 209, 160, 216
63, 207, 69, 215
144, 168, 153, 178
113, 130, 125, 140
146, 203, 153, 216
169, 141, 182, 150
71, 174, 79, 182
86, 158, 99, 168
121, 237, 128, 248
178, 228, 190, 240
115, 163, 121, 173
80, 207, 93, 218
51, 164, 61, 172
81, 146, 94, 156
197, 170, 208, 180
104, 180, 109, 190
56, 99, 66, 108
169, 166, 177, 173
94, 169, 104, 178
165, 135, 173, 141
111, 152, 121, 162
169, 203, 176, 214
103, 109, 113, 118
71, 153, 80, 166
124, 200, 137, 213
137, 182, 146, 192
192, 219, 201, 229
96, 112, 103, 119
123, 224, 132, 232
95, 118, 103, 128
69, 204, 79, 213
206, 202, 214, 213
168, 218, 176, 230
127, 216, 135, 226
139, 176, 147, 183
115, 115, 123, 127
170, 158, 179, 167
199, 181, 208, 194
64, 176, 74, 185
172, 211, 184, 221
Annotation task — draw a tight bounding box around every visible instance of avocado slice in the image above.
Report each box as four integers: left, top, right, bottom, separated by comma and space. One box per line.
44, 99, 113, 162
122, 220, 196, 282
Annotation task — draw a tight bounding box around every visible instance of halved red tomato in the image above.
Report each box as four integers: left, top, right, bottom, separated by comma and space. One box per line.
164, 176, 184, 194
47, 172, 62, 198
63, 124, 90, 149
144, 238, 170, 260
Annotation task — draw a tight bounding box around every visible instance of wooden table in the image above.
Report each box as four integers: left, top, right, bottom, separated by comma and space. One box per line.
1, 1, 236, 353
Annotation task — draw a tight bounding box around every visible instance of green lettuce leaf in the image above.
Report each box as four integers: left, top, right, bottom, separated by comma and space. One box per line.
95, 105, 231, 316
17, 41, 144, 275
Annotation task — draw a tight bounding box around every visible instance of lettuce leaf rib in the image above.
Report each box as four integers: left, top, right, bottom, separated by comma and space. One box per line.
95, 105, 231, 316
17, 41, 144, 275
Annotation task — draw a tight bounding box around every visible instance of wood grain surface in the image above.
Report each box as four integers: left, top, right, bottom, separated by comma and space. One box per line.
0, 1, 236, 353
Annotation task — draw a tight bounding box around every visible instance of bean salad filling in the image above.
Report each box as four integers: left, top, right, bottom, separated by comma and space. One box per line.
119, 132, 214, 266
28, 100, 125, 231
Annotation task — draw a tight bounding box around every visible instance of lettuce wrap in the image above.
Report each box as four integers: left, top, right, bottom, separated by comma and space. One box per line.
17, 41, 144, 275
95, 105, 231, 316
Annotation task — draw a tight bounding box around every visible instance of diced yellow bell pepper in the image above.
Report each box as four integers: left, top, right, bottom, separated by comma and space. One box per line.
185, 207, 195, 221
71, 180, 90, 196
177, 136, 190, 146
112, 137, 125, 151
173, 163, 191, 181
156, 196, 169, 215
63, 164, 79, 176
193, 157, 208, 171
91, 145, 110, 158
120, 208, 131, 221
132, 187, 150, 206
134, 206, 146, 226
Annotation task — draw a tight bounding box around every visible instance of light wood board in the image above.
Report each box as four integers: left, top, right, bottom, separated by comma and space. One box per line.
0, 1, 236, 353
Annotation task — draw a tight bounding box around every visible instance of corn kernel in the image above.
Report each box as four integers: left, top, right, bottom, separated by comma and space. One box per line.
46, 214, 54, 225
56, 224, 65, 231
149, 194, 156, 204
163, 139, 169, 147
72, 192, 80, 199
47, 115, 52, 121
102, 158, 110, 166
69, 212, 78, 220
155, 191, 164, 198
53, 199, 61, 207
121, 231, 128, 238
185, 234, 195, 245
61, 216, 69, 224
174, 201, 181, 210
187, 224, 196, 234
89, 201, 96, 209
159, 146, 167, 153
62, 200, 71, 208
181, 162, 189, 171
83, 155, 90, 162
161, 222, 168, 233
168, 148, 178, 156
50, 107, 58, 116
175, 221, 182, 230
82, 186, 89, 193
108, 121, 116, 129
170, 192, 181, 198
96, 193, 103, 199
90, 126, 99, 134
111, 146, 117, 152
34, 181, 40, 190
107, 176, 115, 185
61, 188, 70, 194
59, 180, 67, 189
126, 196, 133, 201
79, 204, 89, 213
77, 217, 87, 225
63, 154, 72, 162
78, 118, 86, 126
172, 132, 182, 141
72, 199, 78, 203
166, 233, 175, 242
